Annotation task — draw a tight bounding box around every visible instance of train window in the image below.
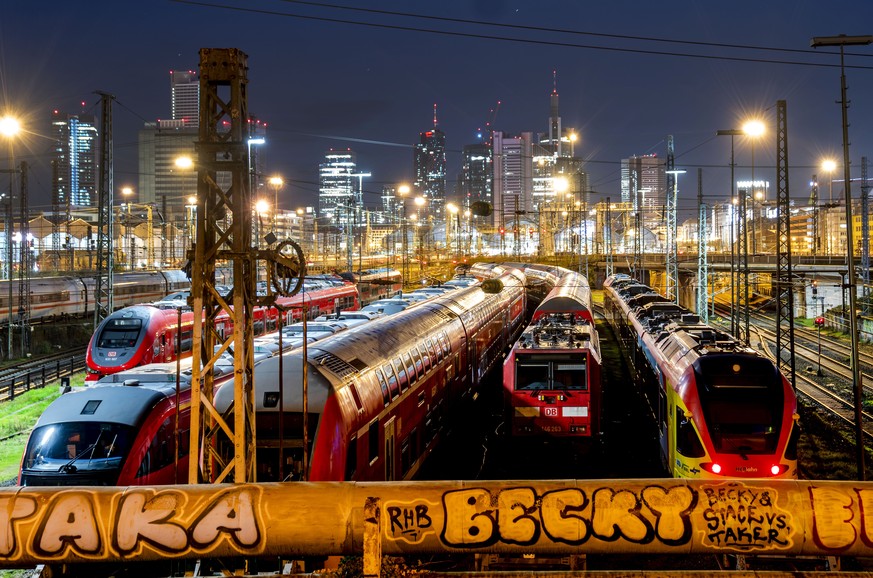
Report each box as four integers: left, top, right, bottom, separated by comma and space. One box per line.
382, 364, 400, 399
393, 358, 408, 391
438, 332, 451, 356
400, 439, 411, 475
180, 330, 193, 353
553, 360, 587, 391
515, 360, 550, 390
368, 421, 379, 464
253, 317, 265, 335
136, 418, 176, 479
426, 338, 439, 362
375, 369, 391, 405
345, 435, 357, 480
267, 315, 277, 332
97, 319, 143, 348
418, 345, 430, 372
402, 352, 417, 384
675, 409, 706, 458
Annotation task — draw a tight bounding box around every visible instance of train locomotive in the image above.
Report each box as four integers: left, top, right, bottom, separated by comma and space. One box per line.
85, 278, 360, 381
503, 271, 602, 437
213, 268, 527, 481
602, 274, 798, 479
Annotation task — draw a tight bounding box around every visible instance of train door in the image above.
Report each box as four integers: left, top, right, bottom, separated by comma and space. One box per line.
384, 417, 396, 481
657, 372, 669, 463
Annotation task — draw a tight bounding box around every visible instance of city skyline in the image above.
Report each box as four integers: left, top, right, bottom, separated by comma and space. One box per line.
2, 1, 873, 220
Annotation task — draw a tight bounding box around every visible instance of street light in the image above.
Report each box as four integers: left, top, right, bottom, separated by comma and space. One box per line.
821, 159, 837, 204
397, 184, 410, 283
120, 186, 135, 270
811, 32, 873, 480
269, 176, 284, 238
1, 115, 20, 360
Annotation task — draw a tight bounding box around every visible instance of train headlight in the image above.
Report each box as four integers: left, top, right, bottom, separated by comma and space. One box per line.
701, 462, 723, 475
770, 464, 781, 475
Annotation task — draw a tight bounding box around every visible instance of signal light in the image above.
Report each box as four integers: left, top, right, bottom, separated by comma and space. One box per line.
815, 317, 825, 327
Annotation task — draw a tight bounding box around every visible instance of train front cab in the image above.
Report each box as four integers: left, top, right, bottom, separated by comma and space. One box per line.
665, 356, 798, 479
506, 347, 599, 437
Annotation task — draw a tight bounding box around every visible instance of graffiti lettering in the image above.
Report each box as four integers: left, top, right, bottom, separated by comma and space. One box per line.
34, 493, 102, 557
114, 490, 188, 554
0, 496, 36, 556
701, 484, 792, 550
439, 485, 696, 549
810, 487, 873, 552
188, 488, 261, 550
386, 503, 434, 543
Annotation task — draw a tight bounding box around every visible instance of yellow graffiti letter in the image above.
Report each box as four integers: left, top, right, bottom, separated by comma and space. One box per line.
591, 488, 652, 543
497, 488, 539, 545
36, 493, 101, 556
0, 496, 37, 556
810, 486, 856, 551
116, 491, 188, 554
190, 488, 261, 550
442, 488, 496, 547
641, 485, 696, 545
858, 489, 873, 547
541, 489, 590, 544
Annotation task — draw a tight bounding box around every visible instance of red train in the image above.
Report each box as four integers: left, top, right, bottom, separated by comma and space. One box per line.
213, 268, 527, 481
20, 268, 526, 486
603, 273, 799, 479
84, 278, 360, 382
503, 270, 602, 437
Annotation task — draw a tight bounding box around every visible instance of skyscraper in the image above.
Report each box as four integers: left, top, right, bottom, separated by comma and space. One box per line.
413, 106, 446, 218
460, 143, 492, 207
492, 131, 533, 229
621, 154, 666, 232
51, 110, 98, 207
170, 70, 199, 127
318, 149, 357, 223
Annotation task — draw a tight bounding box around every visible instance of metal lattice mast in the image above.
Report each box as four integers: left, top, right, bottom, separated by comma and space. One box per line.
50, 160, 60, 270
93, 91, 115, 331
861, 156, 870, 312
189, 48, 257, 484
737, 174, 750, 344
604, 198, 614, 278
774, 100, 796, 390
665, 136, 678, 301
17, 162, 30, 356
630, 170, 641, 280
696, 169, 709, 325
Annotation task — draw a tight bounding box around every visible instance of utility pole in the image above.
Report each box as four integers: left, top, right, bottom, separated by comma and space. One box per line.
604, 198, 614, 278
17, 162, 30, 356
811, 33, 873, 481
774, 100, 796, 391
189, 47, 295, 485
94, 91, 115, 331
861, 156, 870, 313
696, 169, 709, 325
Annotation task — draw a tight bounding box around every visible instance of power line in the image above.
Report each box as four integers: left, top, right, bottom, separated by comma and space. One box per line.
172, 0, 873, 70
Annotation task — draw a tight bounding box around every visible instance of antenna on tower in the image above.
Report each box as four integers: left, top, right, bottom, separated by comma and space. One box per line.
553, 68, 558, 94
433, 103, 438, 128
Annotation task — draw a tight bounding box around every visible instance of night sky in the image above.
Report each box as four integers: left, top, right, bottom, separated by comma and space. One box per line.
3, 0, 873, 221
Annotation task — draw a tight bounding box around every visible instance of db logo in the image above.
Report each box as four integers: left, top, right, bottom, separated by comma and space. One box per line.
544, 407, 559, 417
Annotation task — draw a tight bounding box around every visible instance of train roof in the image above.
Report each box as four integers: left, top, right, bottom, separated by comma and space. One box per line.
34, 383, 174, 429
514, 314, 596, 351
213, 272, 525, 414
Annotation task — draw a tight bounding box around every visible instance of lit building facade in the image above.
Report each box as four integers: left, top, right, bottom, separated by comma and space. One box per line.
460, 143, 492, 207
319, 149, 357, 224
492, 131, 533, 229
621, 154, 665, 233
413, 124, 446, 218
51, 111, 98, 208
170, 70, 199, 127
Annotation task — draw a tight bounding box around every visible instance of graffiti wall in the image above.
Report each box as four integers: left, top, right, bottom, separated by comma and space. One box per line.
1, 479, 872, 567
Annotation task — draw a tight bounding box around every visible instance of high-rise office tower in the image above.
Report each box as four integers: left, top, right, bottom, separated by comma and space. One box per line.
51, 110, 98, 207
170, 70, 199, 127
413, 106, 446, 218
621, 154, 666, 232
492, 131, 533, 229
319, 149, 357, 223
460, 143, 492, 207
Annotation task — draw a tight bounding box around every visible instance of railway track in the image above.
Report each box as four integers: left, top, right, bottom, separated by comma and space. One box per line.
0, 349, 86, 401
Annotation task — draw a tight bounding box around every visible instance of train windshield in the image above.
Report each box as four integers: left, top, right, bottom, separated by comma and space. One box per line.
22, 422, 134, 479
515, 352, 587, 391
97, 318, 143, 348
693, 356, 784, 455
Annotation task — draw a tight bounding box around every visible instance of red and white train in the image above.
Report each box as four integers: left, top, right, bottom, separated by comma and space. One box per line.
20, 269, 526, 486
213, 268, 527, 481
603, 273, 799, 479
84, 278, 360, 382
503, 270, 602, 438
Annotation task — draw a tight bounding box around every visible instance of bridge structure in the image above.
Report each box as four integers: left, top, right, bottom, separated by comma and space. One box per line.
0, 479, 871, 569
